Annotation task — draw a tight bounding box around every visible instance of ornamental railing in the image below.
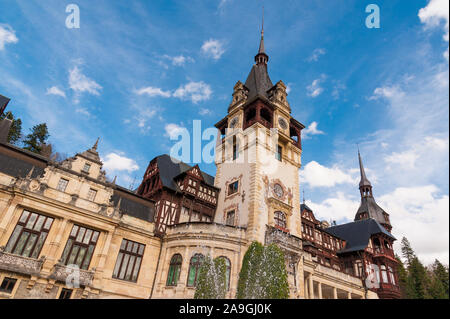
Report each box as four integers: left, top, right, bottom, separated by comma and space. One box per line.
48, 263, 95, 287
0, 248, 45, 276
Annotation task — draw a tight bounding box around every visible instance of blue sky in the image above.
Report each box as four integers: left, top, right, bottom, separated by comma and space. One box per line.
0, 0, 448, 264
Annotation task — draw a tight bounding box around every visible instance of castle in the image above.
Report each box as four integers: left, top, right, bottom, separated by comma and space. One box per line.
0, 28, 400, 299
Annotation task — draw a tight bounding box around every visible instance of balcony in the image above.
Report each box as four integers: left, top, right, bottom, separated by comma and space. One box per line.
48, 263, 95, 287
265, 225, 303, 256
0, 249, 45, 276
372, 247, 395, 259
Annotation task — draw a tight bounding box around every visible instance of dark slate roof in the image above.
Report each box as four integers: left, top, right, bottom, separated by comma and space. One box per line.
324, 218, 396, 254
111, 189, 155, 223
0, 142, 48, 179
0, 94, 10, 114
300, 203, 313, 212
244, 64, 273, 101
0, 152, 45, 179
355, 196, 388, 225
156, 154, 216, 192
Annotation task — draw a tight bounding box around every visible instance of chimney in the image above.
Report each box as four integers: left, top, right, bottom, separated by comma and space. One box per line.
0, 94, 11, 116
0, 118, 12, 144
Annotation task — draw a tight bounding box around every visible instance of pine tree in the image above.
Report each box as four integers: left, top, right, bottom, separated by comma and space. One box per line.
395, 255, 409, 299
194, 256, 227, 299
22, 123, 49, 154
430, 259, 449, 299
406, 257, 431, 299
401, 237, 416, 268
0, 111, 22, 145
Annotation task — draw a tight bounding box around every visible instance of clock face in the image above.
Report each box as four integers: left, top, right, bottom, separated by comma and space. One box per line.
274, 184, 284, 198
278, 117, 288, 130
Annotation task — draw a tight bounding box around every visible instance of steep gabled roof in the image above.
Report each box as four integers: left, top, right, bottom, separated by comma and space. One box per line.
244, 64, 273, 101
155, 154, 216, 192
324, 218, 396, 254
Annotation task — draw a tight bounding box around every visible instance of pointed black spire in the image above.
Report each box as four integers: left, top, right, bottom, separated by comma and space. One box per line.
358, 149, 372, 191
255, 7, 268, 66
354, 150, 392, 232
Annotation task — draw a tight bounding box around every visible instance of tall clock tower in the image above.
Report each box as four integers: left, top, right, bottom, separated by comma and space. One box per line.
214, 27, 305, 244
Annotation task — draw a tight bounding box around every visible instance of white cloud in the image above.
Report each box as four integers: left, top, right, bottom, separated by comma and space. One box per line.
0, 24, 18, 50
307, 76, 325, 97
102, 153, 139, 173
201, 39, 225, 60
165, 123, 186, 139
384, 135, 449, 171
300, 161, 357, 188
379, 185, 449, 264
173, 81, 212, 103
135, 86, 172, 98
307, 48, 326, 62
302, 121, 325, 139
69, 66, 102, 96
75, 107, 91, 117
385, 150, 419, 170
46, 86, 66, 98
199, 108, 212, 116
163, 54, 194, 66
306, 193, 360, 223
418, 0, 449, 42
286, 83, 293, 94
369, 86, 405, 100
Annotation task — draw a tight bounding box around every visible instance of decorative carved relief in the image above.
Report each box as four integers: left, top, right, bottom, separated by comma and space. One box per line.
0, 250, 45, 276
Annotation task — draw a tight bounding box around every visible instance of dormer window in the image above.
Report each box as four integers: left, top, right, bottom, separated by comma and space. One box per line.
57, 178, 69, 192
87, 188, 97, 201
82, 163, 91, 173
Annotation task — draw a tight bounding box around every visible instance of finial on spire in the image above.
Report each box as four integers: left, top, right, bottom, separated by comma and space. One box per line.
303, 189, 306, 204
255, 7, 268, 65
93, 137, 100, 150
358, 149, 373, 197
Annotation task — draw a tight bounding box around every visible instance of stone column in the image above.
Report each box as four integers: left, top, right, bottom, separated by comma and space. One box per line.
318, 282, 323, 299
0, 198, 20, 242
41, 218, 69, 274
333, 287, 338, 299
308, 274, 314, 299
347, 291, 352, 299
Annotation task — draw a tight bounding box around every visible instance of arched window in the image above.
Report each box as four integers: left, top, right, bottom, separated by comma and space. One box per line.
245, 108, 256, 123
166, 254, 182, 286
388, 266, 396, 285
381, 264, 388, 283
260, 107, 272, 124
217, 256, 232, 290
274, 211, 287, 229
187, 253, 204, 287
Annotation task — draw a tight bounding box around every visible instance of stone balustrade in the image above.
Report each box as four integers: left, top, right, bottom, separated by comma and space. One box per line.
0, 249, 45, 276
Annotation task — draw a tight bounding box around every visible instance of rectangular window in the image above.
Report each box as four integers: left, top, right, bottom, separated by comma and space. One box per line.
227, 181, 239, 196
82, 163, 91, 173
60, 225, 100, 270
112, 239, 145, 282
5, 210, 54, 259
226, 210, 235, 226
58, 288, 73, 299
0, 277, 17, 294
56, 178, 69, 192
276, 145, 282, 161
87, 189, 97, 201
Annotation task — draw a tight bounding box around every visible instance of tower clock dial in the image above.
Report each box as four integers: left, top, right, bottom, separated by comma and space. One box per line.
274, 183, 284, 198
278, 117, 288, 130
